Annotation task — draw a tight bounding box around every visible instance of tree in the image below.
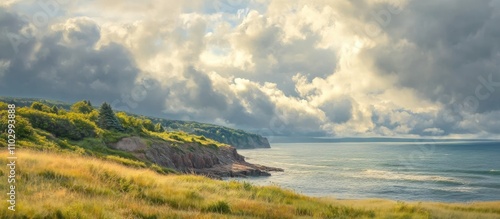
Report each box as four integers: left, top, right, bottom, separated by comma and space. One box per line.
155, 123, 165, 132
0, 113, 33, 139
97, 102, 124, 131
0, 102, 7, 110
51, 105, 59, 114
31, 102, 53, 113
142, 119, 155, 132
71, 100, 93, 114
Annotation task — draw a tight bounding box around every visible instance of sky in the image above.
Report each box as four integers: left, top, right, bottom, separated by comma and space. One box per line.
1, 0, 500, 138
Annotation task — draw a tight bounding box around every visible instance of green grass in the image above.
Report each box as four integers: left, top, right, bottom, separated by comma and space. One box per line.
1, 150, 499, 219
148, 130, 227, 148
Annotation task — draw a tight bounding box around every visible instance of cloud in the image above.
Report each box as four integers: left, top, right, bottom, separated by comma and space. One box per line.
0, 10, 140, 104
2, 1, 500, 138
366, 0, 500, 114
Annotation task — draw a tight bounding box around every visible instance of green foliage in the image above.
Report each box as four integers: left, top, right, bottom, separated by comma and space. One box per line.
87, 110, 99, 123
150, 164, 178, 174
97, 103, 124, 131
19, 108, 96, 140
154, 123, 164, 132
31, 101, 54, 113
51, 105, 59, 114
147, 131, 226, 148
203, 201, 231, 214
0, 97, 70, 109
101, 131, 129, 143
159, 120, 265, 148
116, 112, 143, 132
0, 112, 34, 139
66, 113, 98, 137
142, 119, 155, 132
0, 102, 7, 110
71, 100, 94, 114
105, 155, 147, 168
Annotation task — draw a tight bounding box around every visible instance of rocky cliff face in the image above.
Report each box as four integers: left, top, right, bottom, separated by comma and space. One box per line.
110, 137, 281, 178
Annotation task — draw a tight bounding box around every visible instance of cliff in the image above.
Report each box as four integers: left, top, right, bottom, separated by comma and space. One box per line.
0, 97, 277, 178
0, 97, 272, 149
111, 137, 281, 178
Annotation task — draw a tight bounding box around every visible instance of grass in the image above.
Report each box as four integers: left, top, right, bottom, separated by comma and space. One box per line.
1, 150, 499, 219
148, 130, 227, 148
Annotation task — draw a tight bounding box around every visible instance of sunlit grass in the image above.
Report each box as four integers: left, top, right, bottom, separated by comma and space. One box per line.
0, 150, 499, 218
147, 130, 228, 148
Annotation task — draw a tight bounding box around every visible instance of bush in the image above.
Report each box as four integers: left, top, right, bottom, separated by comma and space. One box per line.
31, 102, 54, 113
0, 112, 34, 139
0, 102, 8, 110
204, 201, 231, 214
142, 119, 155, 132
70, 100, 93, 114
154, 123, 164, 132
116, 112, 142, 132
66, 113, 98, 137
19, 108, 95, 140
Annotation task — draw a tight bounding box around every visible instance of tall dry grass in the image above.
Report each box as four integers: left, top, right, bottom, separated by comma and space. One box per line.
0, 150, 499, 219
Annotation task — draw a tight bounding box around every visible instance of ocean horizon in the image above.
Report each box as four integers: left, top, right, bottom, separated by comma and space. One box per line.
235, 140, 500, 202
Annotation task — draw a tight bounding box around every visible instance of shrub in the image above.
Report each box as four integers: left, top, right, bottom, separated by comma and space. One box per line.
0, 112, 34, 139
70, 100, 94, 114
154, 123, 164, 132
0, 102, 8, 110
204, 201, 231, 214
31, 102, 54, 113
142, 119, 155, 132
116, 112, 143, 132
19, 108, 95, 140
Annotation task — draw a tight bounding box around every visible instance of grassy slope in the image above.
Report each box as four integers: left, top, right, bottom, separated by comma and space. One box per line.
0, 97, 267, 148
1, 150, 499, 219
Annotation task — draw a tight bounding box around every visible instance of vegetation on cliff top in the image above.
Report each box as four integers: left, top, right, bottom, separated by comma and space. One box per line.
0, 97, 270, 149
0, 99, 227, 174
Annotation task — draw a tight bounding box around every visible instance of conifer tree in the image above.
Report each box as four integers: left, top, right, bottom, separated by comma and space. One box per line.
97, 102, 124, 131
51, 105, 59, 114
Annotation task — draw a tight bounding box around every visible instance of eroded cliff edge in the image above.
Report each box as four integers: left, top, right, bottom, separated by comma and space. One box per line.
110, 137, 282, 178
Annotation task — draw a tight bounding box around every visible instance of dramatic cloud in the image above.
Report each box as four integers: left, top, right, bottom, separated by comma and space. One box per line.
1, 0, 500, 138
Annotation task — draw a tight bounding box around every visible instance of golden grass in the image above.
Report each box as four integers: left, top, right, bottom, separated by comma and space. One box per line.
1, 150, 499, 219
147, 130, 228, 148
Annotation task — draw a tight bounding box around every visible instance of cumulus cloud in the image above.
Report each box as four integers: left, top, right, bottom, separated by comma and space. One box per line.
0, 9, 140, 105
1, 0, 500, 138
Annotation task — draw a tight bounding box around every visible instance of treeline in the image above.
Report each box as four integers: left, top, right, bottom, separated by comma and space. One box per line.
0, 100, 166, 141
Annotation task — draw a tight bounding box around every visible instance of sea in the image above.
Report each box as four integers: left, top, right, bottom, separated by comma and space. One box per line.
234, 139, 500, 202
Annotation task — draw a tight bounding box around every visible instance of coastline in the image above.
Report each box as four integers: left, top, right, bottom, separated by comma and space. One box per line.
2, 150, 499, 218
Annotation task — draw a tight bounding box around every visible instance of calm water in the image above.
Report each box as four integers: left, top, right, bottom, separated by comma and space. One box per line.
236, 141, 500, 202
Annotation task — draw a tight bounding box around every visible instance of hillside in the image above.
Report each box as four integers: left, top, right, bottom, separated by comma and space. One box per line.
158, 120, 270, 149
1, 150, 500, 218
0, 99, 279, 178
0, 97, 270, 149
